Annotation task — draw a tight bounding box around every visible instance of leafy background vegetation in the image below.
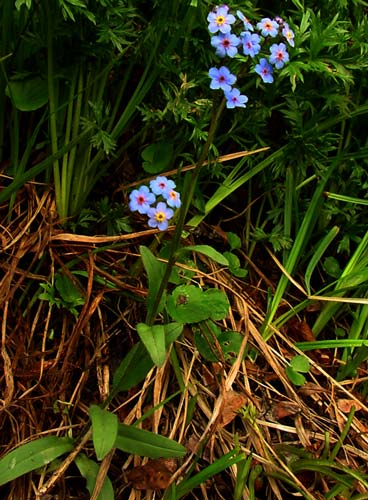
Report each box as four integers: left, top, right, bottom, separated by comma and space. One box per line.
0, 0, 368, 498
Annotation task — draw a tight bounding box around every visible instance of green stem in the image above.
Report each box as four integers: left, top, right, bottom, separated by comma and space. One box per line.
68, 66, 85, 217
145, 97, 226, 325
60, 70, 77, 219
45, 2, 61, 215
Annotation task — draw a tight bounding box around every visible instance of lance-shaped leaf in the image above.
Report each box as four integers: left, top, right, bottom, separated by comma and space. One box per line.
136, 323, 166, 367
114, 424, 186, 458
0, 436, 74, 486
75, 453, 114, 500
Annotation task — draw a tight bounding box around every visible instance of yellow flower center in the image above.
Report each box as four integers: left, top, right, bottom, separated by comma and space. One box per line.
216, 15, 225, 25
155, 211, 166, 222
169, 191, 177, 199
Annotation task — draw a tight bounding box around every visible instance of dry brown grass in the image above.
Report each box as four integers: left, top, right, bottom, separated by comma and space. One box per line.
1, 181, 368, 500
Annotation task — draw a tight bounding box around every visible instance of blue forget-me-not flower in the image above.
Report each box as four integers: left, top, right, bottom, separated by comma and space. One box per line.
147, 202, 174, 231
241, 32, 261, 58
269, 43, 289, 69
129, 185, 156, 214
207, 5, 236, 34
208, 66, 237, 92
255, 58, 274, 83
207, 6, 294, 108
129, 176, 180, 231
211, 33, 240, 58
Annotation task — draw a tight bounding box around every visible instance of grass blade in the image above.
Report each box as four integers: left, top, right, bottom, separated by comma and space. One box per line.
262, 160, 337, 339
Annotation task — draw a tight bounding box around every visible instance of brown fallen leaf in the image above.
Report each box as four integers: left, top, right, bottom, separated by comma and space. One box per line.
286, 318, 315, 342
267, 400, 301, 421
219, 390, 247, 427
337, 398, 364, 413
126, 458, 177, 490
298, 382, 326, 398
286, 319, 333, 366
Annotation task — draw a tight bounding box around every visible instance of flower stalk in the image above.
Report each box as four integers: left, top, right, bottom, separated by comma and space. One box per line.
145, 96, 226, 325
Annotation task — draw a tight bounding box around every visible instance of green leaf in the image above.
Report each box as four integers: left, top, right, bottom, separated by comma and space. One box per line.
114, 424, 186, 458
55, 273, 84, 306
187, 148, 283, 229
304, 226, 340, 294
6, 77, 48, 111
232, 267, 247, 278
15, 0, 32, 8
285, 366, 306, 386
290, 355, 310, 373
227, 232, 242, 250
174, 449, 244, 498
167, 285, 208, 323
167, 285, 229, 323
89, 406, 118, 461
263, 160, 338, 340
323, 256, 341, 279
0, 436, 74, 486
218, 332, 244, 361
194, 326, 244, 363
135, 323, 183, 368
223, 252, 247, 277
202, 288, 230, 321
194, 329, 218, 362
136, 323, 166, 367
223, 252, 240, 269
140, 245, 166, 316
178, 245, 229, 266
164, 322, 184, 345
141, 142, 173, 174
74, 453, 114, 500
112, 342, 154, 394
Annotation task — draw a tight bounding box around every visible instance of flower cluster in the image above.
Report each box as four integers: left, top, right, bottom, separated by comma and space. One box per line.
207, 5, 295, 108
129, 176, 181, 231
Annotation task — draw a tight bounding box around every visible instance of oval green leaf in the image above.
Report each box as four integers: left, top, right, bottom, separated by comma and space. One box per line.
218, 331, 244, 361
290, 355, 310, 373
202, 288, 230, 320
6, 77, 48, 111
167, 285, 209, 323
89, 405, 118, 461
285, 366, 306, 386
141, 142, 173, 174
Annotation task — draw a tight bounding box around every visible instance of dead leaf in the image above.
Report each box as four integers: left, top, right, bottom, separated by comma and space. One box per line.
298, 382, 326, 397
126, 458, 177, 490
219, 390, 247, 427
337, 399, 364, 413
267, 400, 301, 421
186, 435, 200, 455
287, 318, 315, 342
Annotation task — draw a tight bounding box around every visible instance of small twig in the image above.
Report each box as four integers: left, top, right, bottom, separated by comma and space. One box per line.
90, 448, 116, 500
37, 429, 92, 496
